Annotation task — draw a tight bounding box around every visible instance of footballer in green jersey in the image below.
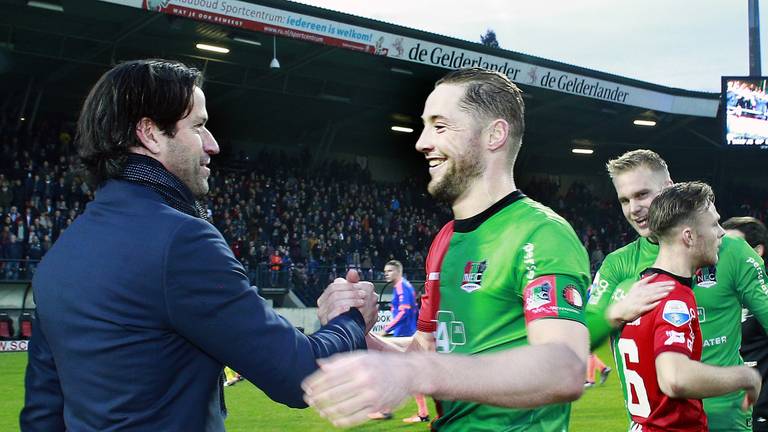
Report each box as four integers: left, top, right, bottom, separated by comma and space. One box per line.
587, 149, 768, 431
429, 192, 590, 431
304, 68, 590, 430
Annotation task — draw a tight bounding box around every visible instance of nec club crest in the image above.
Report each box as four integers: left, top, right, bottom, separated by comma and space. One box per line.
525, 279, 553, 310
461, 260, 487, 293
695, 266, 717, 288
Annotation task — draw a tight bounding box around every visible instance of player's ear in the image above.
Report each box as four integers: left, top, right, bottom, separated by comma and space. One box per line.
682, 227, 694, 248
486, 119, 509, 152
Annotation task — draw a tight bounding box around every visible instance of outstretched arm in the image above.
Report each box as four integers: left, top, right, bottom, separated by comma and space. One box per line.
302, 318, 587, 428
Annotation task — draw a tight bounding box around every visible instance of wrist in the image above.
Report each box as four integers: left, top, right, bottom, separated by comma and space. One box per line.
744, 366, 760, 390
405, 353, 436, 396
606, 304, 626, 328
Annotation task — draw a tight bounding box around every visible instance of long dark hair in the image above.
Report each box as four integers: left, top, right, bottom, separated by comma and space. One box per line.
76, 59, 202, 186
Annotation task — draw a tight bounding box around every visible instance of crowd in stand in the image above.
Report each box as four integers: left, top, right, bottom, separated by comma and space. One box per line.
207, 150, 452, 303
2, 118, 767, 305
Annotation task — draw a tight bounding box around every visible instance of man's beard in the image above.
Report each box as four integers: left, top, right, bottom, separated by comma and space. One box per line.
428, 145, 484, 204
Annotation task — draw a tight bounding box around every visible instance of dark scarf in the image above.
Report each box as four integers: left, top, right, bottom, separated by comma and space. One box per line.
118, 154, 209, 220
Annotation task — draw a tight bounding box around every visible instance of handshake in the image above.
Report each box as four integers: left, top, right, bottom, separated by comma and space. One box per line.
304, 271, 429, 428
316, 269, 379, 334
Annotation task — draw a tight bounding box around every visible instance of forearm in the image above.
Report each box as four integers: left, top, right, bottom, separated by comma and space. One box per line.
410, 343, 585, 408
365, 333, 406, 353
659, 355, 756, 399
586, 293, 619, 349
308, 309, 367, 358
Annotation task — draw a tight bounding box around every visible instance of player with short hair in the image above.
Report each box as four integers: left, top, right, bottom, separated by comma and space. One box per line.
368, 259, 430, 423
381, 260, 418, 337
304, 67, 590, 431
615, 181, 760, 431
587, 149, 768, 431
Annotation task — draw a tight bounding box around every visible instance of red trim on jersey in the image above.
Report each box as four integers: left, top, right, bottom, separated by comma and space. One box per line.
417, 221, 454, 333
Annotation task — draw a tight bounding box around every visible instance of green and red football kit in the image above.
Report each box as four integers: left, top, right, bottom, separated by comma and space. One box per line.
417, 191, 591, 432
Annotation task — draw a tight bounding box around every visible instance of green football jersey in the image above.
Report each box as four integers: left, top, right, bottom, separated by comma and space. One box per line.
432, 192, 590, 432
586, 235, 768, 431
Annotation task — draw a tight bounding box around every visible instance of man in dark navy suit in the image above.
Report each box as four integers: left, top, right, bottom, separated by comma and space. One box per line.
20, 59, 376, 432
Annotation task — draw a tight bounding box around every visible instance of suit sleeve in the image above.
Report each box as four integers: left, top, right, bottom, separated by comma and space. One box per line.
20, 311, 65, 432
728, 237, 768, 332
163, 218, 366, 408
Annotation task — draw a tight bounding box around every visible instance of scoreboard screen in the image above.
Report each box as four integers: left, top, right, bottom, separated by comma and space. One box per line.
722, 76, 768, 148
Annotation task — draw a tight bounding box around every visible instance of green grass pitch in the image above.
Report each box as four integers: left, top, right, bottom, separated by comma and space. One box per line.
0, 343, 627, 431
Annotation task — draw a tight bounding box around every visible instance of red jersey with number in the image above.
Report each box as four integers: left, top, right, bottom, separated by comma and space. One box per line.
615, 269, 705, 432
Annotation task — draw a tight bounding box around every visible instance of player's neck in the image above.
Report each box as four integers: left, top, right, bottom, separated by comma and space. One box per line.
451, 173, 516, 220
653, 245, 695, 278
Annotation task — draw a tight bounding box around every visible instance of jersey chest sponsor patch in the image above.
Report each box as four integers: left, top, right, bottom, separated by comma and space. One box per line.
695, 266, 717, 288
662, 300, 692, 327
460, 260, 487, 293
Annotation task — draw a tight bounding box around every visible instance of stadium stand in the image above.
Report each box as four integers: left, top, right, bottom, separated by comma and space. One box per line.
2, 117, 768, 305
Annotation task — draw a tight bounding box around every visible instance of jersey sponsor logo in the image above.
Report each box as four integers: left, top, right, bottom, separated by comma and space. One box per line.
664, 330, 685, 346
523, 242, 536, 280
434, 310, 466, 353
563, 284, 583, 309
525, 279, 553, 310
461, 260, 487, 293
702, 335, 727, 347
695, 266, 717, 288
662, 300, 692, 327
428, 272, 440, 281
746, 257, 768, 296
588, 272, 609, 305
697, 307, 706, 323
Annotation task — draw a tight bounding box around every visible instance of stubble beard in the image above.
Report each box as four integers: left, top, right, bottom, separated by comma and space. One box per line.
168, 138, 209, 198
427, 144, 484, 204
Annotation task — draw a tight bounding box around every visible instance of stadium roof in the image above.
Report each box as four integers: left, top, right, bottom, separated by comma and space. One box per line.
0, 0, 752, 178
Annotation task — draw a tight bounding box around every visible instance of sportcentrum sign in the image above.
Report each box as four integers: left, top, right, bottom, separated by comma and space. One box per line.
100, 0, 718, 117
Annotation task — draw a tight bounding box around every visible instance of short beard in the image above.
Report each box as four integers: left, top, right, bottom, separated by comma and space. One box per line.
428, 144, 484, 204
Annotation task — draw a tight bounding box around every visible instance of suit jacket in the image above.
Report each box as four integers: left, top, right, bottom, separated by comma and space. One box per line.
21, 180, 366, 431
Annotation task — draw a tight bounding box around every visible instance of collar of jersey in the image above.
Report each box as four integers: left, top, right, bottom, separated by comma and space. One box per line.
642, 267, 693, 288
453, 190, 526, 233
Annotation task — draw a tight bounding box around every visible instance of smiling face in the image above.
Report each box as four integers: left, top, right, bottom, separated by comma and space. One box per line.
414, 83, 485, 204
612, 166, 672, 237
158, 86, 219, 197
